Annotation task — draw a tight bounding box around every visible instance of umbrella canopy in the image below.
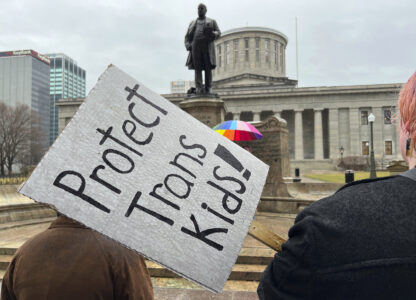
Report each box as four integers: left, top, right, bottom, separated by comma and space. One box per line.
213, 120, 263, 141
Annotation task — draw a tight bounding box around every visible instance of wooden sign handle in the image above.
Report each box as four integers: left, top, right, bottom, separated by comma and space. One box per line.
248, 220, 287, 252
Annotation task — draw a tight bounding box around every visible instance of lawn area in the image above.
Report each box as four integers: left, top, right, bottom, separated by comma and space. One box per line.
305, 171, 391, 183
0, 177, 27, 185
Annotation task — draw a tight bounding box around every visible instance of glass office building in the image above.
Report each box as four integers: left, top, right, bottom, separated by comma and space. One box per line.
46, 53, 86, 144
0, 50, 50, 155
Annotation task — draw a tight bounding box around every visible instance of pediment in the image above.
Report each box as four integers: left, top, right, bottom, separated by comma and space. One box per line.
213, 73, 297, 88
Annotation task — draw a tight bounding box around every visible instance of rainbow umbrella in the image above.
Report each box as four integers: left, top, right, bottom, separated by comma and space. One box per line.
213, 120, 263, 141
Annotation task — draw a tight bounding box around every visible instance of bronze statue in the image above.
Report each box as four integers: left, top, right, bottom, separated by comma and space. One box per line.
185, 3, 221, 95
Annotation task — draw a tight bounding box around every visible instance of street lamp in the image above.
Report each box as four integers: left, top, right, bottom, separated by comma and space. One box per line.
339, 146, 344, 166
368, 113, 377, 179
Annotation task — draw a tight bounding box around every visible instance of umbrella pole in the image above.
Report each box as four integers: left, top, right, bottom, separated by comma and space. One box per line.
248, 220, 286, 252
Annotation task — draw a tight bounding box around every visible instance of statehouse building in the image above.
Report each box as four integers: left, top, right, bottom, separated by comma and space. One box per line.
163, 27, 403, 172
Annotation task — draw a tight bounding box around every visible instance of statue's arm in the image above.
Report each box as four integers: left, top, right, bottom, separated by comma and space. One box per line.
213, 20, 221, 39
185, 21, 193, 50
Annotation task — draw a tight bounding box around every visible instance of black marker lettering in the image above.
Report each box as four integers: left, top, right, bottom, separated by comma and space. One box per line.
53, 170, 110, 213
102, 149, 134, 174
90, 165, 121, 194
125, 191, 173, 225
164, 174, 194, 199
97, 127, 143, 157
213, 166, 246, 194
201, 203, 234, 225
122, 119, 153, 145
181, 214, 227, 251
125, 84, 168, 115
207, 180, 243, 214
149, 183, 180, 210
179, 135, 207, 159
169, 152, 203, 179
128, 102, 160, 128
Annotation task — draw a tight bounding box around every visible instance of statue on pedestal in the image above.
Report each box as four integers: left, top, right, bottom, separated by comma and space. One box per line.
185, 3, 221, 95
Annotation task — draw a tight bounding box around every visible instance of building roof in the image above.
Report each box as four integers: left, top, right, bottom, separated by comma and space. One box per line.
0, 49, 50, 65
221, 26, 288, 43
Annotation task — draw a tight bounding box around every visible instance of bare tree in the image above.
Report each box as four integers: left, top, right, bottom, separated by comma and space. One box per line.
0, 103, 7, 176
0, 102, 45, 175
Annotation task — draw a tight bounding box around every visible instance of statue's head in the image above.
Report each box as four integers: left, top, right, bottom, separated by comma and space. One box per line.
198, 3, 207, 18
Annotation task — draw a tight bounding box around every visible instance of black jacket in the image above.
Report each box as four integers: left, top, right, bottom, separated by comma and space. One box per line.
258, 172, 416, 299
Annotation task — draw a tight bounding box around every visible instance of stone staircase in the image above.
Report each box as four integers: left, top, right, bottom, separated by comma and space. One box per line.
0, 245, 274, 291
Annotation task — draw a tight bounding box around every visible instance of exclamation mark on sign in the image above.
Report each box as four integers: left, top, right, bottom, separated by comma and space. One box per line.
214, 144, 251, 181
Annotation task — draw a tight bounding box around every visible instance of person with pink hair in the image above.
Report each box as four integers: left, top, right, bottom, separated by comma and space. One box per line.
398, 72, 416, 167
258, 72, 416, 300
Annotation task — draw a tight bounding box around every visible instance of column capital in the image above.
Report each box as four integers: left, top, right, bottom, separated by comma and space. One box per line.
294, 109, 304, 113
314, 108, 324, 112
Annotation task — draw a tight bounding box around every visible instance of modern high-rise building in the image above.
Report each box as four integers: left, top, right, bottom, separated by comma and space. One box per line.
0, 49, 50, 152
46, 53, 86, 144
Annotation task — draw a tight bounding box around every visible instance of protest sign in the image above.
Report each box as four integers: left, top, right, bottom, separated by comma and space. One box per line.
19, 65, 269, 293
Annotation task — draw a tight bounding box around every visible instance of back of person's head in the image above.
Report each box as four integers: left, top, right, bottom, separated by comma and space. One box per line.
398, 72, 416, 155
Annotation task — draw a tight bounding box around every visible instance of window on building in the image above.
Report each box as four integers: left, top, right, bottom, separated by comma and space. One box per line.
362, 141, 369, 155
64, 60, 68, 70
265, 39, 270, 63
361, 110, 369, 125
384, 108, 392, 124
240, 111, 253, 121
274, 41, 278, 68
385, 141, 393, 155
255, 38, 260, 62
245, 38, 249, 62
234, 39, 239, 64
225, 42, 230, 65
55, 58, 62, 69
217, 45, 222, 67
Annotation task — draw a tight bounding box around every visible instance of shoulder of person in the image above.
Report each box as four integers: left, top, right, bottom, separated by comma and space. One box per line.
296, 175, 401, 223
336, 174, 399, 194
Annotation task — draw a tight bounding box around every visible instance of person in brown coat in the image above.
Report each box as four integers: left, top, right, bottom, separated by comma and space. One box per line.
1, 215, 154, 300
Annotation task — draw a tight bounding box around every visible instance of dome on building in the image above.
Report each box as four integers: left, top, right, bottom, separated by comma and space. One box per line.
213, 27, 288, 82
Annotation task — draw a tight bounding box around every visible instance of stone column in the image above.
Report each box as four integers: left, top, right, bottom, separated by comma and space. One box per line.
373, 107, 384, 159
294, 109, 304, 160
314, 109, 324, 159
233, 112, 240, 120
349, 108, 360, 156
253, 111, 261, 122
329, 108, 339, 159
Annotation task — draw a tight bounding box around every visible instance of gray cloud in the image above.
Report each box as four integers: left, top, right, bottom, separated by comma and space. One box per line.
0, 0, 415, 93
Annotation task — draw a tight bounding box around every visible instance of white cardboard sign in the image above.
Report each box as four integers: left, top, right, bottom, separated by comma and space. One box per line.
19, 65, 269, 293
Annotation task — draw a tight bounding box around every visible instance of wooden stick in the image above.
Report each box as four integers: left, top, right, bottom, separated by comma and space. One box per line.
248, 220, 286, 252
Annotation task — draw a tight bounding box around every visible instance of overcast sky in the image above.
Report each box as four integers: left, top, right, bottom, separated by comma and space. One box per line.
1, 0, 415, 94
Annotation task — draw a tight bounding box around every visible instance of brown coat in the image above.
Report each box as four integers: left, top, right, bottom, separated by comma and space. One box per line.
1, 216, 154, 300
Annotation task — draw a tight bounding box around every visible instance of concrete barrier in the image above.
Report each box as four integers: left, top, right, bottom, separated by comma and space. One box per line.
257, 196, 315, 214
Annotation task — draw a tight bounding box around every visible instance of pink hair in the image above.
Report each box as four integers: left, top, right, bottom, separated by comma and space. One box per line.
398, 71, 416, 152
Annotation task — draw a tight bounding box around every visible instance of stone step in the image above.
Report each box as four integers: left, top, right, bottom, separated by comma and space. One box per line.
0, 246, 275, 268
151, 277, 259, 292
0, 248, 16, 256
0, 255, 13, 270
236, 247, 275, 265
0, 217, 56, 231
146, 261, 266, 281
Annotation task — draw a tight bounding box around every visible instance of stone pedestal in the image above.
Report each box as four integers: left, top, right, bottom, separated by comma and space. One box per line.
179, 95, 225, 127
237, 116, 291, 201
